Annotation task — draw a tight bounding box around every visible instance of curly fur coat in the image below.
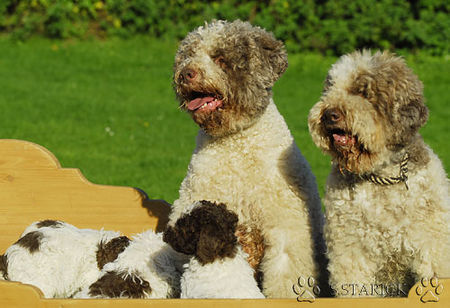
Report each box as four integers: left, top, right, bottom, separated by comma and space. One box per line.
169, 20, 326, 298
308, 50, 450, 297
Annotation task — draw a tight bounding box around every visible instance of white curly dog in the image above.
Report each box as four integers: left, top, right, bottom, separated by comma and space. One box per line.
169, 20, 326, 298
309, 50, 449, 297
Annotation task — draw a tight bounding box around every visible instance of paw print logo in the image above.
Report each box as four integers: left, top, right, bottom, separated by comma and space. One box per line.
293, 276, 321, 302
415, 277, 444, 303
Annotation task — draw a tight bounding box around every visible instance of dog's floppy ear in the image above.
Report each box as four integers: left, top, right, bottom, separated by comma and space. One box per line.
392, 96, 428, 146
196, 223, 237, 264
397, 98, 428, 130
393, 61, 428, 131
163, 200, 239, 263
195, 202, 239, 264
163, 217, 199, 256
391, 62, 428, 138
250, 29, 288, 86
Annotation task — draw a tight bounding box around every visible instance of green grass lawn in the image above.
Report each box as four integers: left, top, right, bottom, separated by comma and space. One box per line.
0, 37, 448, 203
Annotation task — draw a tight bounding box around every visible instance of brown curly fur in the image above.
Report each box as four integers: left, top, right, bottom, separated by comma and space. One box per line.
235, 225, 264, 271
163, 200, 238, 264
173, 20, 288, 137
235, 224, 265, 285
88, 271, 151, 298
36, 220, 63, 228
96, 236, 130, 270
15, 231, 43, 253
0, 254, 8, 280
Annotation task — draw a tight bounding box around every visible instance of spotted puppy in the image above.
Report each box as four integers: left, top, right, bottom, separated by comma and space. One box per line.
0, 220, 180, 298
170, 19, 326, 298
164, 201, 264, 298
308, 50, 450, 297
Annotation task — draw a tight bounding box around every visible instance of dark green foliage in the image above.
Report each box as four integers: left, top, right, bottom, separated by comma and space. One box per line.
1, 0, 448, 55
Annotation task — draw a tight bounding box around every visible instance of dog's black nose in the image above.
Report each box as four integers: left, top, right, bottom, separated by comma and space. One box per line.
322, 108, 343, 124
180, 68, 198, 83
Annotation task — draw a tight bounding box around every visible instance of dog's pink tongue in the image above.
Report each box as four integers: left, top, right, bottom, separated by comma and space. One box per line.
187, 97, 215, 111
333, 134, 355, 146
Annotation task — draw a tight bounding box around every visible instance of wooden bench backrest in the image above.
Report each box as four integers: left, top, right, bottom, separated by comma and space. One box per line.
0, 139, 170, 252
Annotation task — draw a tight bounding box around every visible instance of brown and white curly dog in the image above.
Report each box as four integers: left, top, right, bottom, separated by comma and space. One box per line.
168, 20, 327, 298
163, 201, 264, 298
309, 50, 449, 297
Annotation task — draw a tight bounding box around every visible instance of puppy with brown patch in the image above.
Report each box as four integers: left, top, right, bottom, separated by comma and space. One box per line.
1, 220, 180, 298
1, 220, 122, 298
169, 20, 326, 298
309, 50, 449, 297
76, 229, 181, 299
164, 201, 264, 298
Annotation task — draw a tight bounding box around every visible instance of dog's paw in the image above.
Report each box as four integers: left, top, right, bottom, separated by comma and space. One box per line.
415, 277, 444, 303
292, 276, 320, 302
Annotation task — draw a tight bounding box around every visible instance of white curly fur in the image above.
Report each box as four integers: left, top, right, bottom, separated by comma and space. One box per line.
170, 100, 324, 297
3, 221, 120, 298
170, 20, 325, 298
181, 246, 264, 299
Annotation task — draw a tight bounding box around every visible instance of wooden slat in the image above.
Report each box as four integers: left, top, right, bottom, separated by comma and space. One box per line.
0, 278, 448, 307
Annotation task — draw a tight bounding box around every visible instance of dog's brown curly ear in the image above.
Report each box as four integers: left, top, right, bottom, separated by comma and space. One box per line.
395, 69, 428, 131
252, 30, 288, 85
195, 203, 239, 264
163, 221, 199, 256
398, 99, 428, 129
385, 55, 427, 128
196, 224, 237, 264
164, 201, 240, 263
392, 99, 428, 146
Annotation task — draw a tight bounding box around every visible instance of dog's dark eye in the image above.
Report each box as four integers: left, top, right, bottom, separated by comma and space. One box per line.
213, 56, 227, 69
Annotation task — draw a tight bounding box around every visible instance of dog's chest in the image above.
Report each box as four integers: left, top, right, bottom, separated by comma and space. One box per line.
326, 174, 440, 249
186, 139, 281, 217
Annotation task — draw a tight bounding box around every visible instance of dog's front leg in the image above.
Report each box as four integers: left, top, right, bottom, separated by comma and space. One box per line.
327, 245, 381, 297
259, 222, 318, 298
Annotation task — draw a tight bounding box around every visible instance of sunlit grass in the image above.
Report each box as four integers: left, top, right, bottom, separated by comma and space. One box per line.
0, 37, 447, 202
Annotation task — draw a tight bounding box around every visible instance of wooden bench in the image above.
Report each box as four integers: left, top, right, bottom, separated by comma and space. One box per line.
0, 139, 447, 307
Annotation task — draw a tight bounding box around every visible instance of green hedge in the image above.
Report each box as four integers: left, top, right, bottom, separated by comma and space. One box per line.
1, 0, 448, 55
